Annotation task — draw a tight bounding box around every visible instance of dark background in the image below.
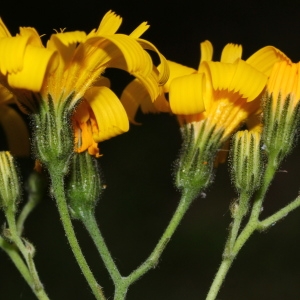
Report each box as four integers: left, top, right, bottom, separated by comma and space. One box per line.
1, 0, 300, 299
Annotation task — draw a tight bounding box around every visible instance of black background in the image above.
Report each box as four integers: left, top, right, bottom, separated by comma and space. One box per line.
1, 0, 300, 299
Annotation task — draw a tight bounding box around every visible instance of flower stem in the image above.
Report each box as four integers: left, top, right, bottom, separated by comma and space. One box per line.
0, 236, 33, 291
49, 171, 106, 300
112, 188, 196, 299
81, 212, 122, 284
258, 196, 300, 230
4, 206, 49, 300
16, 193, 41, 236
206, 156, 279, 300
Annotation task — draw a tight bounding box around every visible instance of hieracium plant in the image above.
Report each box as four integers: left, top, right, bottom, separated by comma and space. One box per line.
0, 10, 299, 300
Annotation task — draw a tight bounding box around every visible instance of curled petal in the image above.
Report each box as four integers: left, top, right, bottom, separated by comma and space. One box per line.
221, 43, 242, 63
204, 60, 267, 101
120, 79, 151, 124
230, 60, 267, 101
19, 27, 44, 47
267, 61, 300, 102
169, 73, 205, 115
8, 45, 57, 91
246, 46, 291, 76
0, 36, 29, 75
137, 39, 169, 85
121, 79, 169, 124
162, 60, 196, 92
85, 86, 129, 142
199, 40, 213, 65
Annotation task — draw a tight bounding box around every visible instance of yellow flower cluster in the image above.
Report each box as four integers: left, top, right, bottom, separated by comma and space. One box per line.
0, 11, 168, 156
0, 11, 299, 163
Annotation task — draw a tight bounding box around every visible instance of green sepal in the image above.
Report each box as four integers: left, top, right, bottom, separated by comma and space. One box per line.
31, 93, 75, 173
66, 152, 102, 220
175, 120, 223, 199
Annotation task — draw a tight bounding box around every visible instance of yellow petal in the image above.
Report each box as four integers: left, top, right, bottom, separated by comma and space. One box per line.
120, 79, 170, 124
229, 60, 267, 101
137, 39, 169, 85
19, 27, 44, 47
85, 86, 129, 142
130, 22, 150, 39
94, 11, 122, 35
68, 34, 154, 101
162, 60, 196, 92
267, 61, 300, 102
120, 79, 151, 124
0, 36, 29, 75
0, 18, 11, 38
199, 40, 213, 65
0, 105, 30, 156
204, 60, 267, 101
220, 43, 242, 63
47, 31, 86, 63
202, 61, 236, 91
8, 44, 57, 91
246, 46, 291, 76
169, 73, 205, 115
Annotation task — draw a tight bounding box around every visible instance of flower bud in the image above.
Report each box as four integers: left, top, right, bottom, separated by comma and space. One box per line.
230, 130, 263, 196
0, 151, 22, 211
31, 95, 74, 173
66, 151, 102, 220
262, 61, 300, 165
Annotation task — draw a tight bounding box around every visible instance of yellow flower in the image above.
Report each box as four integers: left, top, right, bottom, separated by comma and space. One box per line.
169, 40, 291, 142
0, 11, 168, 157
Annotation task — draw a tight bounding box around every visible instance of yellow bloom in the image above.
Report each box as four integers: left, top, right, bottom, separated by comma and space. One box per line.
169, 40, 290, 142
0, 11, 168, 156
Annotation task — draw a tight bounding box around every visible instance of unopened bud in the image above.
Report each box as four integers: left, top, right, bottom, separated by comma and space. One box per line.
66, 152, 102, 220
230, 130, 263, 196
0, 151, 22, 211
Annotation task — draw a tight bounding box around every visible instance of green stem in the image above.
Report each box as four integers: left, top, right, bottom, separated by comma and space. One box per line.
258, 196, 300, 231
0, 236, 33, 289
206, 156, 279, 300
50, 171, 106, 300
17, 194, 40, 236
4, 206, 49, 300
82, 212, 122, 284
113, 188, 196, 300
227, 192, 251, 254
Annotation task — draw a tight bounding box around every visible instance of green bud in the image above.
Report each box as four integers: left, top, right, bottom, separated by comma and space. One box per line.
262, 93, 300, 165
31, 94, 74, 173
66, 151, 102, 220
0, 151, 22, 211
175, 120, 223, 198
230, 130, 263, 196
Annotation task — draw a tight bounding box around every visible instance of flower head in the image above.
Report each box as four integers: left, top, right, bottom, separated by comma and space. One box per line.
169, 40, 290, 142
0, 11, 168, 157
